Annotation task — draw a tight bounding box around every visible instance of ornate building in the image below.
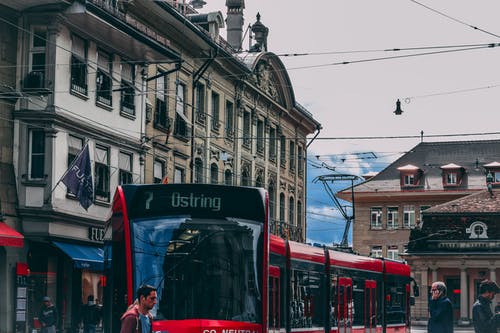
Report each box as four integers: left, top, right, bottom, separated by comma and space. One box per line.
0, 1, 320, 331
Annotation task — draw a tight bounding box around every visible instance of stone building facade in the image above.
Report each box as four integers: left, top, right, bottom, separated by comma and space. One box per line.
0, 1, 320, 332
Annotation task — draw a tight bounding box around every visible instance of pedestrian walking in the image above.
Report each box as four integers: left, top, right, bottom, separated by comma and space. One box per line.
120, 285, 157, 333
428, 281, 453, 333
472, 279, 500, 333
39, 296, 58, 333
81, 295, 102, 333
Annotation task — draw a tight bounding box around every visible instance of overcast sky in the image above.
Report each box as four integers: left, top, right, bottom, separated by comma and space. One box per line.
202, 0, 500, 244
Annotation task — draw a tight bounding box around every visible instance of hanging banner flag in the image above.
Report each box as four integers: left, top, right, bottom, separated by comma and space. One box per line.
61, 143, 94, 210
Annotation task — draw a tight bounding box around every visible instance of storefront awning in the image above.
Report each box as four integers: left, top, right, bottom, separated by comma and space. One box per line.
53, 241, 103, 271
0, 222, 24, 248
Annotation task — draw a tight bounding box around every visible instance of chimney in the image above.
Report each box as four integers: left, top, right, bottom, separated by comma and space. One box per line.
225, 0, 245, 51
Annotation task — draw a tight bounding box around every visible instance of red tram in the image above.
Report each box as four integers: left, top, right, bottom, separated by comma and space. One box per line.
103, 184, 416, 333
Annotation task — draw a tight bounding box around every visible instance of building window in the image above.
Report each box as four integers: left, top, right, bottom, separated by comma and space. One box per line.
67, 135, 84, 165
243, 111, 251, 148
120, 62, 135, 116
446, 172, 457, 185
29, 129, 45, 179
387, 207, 399, 229
269, 182, 275, 220
387, 246, 399, 260
174, 167, 185, 184
370, 207, 382, 229
297, 201, 302, 228
289, 140, 295, 171
241, 167, 250, 186
94, 145, 110, 202
224, 169, 233, 185
289, 197, 295, 225
96, 50, 112, 106
155, 71, 170, 129
211, 92, 220, 131
26, 27, 47, 90
174, 82, 188, 137
298, 146, 304, 176
194, 158, 203, 184
118, 152, 133, 185
256, 119, 264, 154
404, 174, 414, 185
67, 136, 84, 191
196, 83, 206, 124
225, 100, 234, 139
441, 164, 464, 187
153, 159, 165, 184
279, 193, 285, 222
403, 205, 415, 228
269, 127, 277, 162
371, 246, 382, 258
210, 163, 218, 184
398, 164, 422, 187
70, 34, 87, 95
280, 135, 286, 167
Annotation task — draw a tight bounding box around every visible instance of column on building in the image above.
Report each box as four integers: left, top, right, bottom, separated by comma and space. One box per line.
459, 267, 469, 325
430, 266, 437, 283
413, 265, 429, 321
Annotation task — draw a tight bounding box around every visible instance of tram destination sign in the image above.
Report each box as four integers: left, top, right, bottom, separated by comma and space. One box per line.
123, 184, 266, 222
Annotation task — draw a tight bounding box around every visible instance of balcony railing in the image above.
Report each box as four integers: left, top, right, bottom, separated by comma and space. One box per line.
270, 219, 303, 242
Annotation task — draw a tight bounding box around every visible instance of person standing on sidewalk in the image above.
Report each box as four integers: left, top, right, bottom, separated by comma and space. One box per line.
39, 296, 58, 333
428, 281, 453, 333
472, 279, 500, 333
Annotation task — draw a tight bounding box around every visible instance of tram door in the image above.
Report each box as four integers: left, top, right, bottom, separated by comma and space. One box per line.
364, 280, 376, 333
268, 266, 281, 333
338, 277, 353, 333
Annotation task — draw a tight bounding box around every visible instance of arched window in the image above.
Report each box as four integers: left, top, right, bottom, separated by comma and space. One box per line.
224, 169, 233, 185
210, 163, 218, 184
268, 182, 275, 220
194, 158, 203, 183
297, 201, 302, 227
279, 193, 285, 222
241, 167, 250, 186
255, 174, 263, 187
289, 197, 295, 225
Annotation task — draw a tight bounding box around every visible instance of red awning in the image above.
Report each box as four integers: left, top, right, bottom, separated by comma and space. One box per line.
0, 222, 24, 248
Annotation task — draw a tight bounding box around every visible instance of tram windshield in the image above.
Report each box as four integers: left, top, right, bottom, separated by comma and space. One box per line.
130, 215, 263, 323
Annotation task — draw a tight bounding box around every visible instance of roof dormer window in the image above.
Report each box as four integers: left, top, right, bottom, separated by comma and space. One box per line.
397, 164, 423, 188
440, 163, 464, 187
484, 161, 500, 187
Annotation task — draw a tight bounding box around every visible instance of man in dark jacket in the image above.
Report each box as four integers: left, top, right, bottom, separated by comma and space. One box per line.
81, 295, 101, 333
39, 296, 58, 333
120, 285, 157, 333
472, 279, 500, 333
428, 281, 454, 333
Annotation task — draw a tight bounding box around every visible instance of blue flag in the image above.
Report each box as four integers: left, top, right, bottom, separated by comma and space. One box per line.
61, 143, 94, 210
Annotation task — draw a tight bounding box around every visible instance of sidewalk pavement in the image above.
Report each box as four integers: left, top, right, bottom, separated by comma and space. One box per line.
412, 324, 474, 332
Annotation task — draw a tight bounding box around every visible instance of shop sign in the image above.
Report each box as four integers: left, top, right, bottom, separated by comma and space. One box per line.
88, 227, 105, 242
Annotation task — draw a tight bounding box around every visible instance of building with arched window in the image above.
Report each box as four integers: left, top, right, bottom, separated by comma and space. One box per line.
0, 1, 320, 331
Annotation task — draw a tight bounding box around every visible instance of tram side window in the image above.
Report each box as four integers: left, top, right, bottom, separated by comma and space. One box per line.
352, 279, 364, 326
385, 280, 406, 324
289, 269, 324, 329
329, 276, 337, 327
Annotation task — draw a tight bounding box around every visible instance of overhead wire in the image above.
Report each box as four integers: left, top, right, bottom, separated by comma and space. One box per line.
409, 0, 500, 39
